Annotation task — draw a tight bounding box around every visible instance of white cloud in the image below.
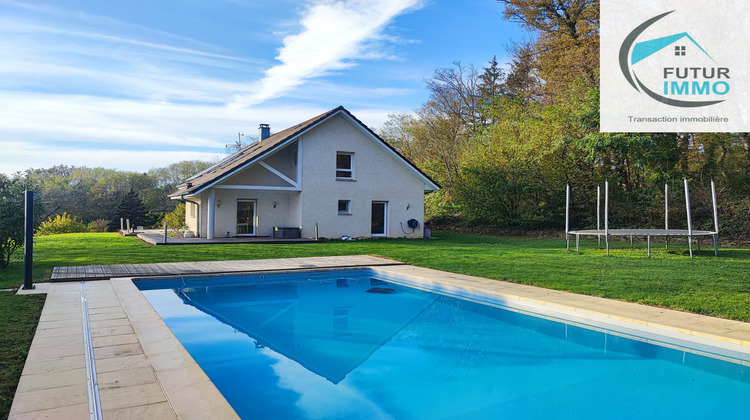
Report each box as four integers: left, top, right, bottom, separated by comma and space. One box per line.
0, 141, 225, 173
0, 91, 395, 174
0, 0, 424, 175
231, 0, 423, 107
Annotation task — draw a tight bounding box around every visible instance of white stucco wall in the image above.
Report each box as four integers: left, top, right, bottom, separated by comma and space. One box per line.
212, 190, 301, 237
298, 114, 426, 239
189, 190, 301, 238
185, 200, 200, 235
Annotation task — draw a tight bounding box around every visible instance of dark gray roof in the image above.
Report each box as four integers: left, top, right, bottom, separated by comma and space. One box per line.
170, 106, 439, 197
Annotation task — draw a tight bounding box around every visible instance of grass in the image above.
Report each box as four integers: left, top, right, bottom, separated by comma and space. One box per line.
0, 231, 748, 419
0, 293, 45, 419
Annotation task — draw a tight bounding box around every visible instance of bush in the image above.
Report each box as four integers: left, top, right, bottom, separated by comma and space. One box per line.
36, 213, 88, 236
161, 203, 186, 232
145, 212, 166, 228
87, 219, 109, 232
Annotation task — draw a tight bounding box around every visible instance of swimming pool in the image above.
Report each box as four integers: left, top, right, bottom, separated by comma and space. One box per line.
136, 269, 750, 419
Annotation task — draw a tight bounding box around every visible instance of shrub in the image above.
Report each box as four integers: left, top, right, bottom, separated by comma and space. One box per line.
161, 203, 186, 232
87, 219, 109, 232
145, 212, 166, 228
36, 213, 88, 236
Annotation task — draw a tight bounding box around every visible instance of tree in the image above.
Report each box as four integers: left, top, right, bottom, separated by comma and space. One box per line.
147, 160, 213, 187
498, 0, 598, 39
145, 160, 213, 213
0, 173, 37, 268
161, 203, 186, 234
478, 56, 507, 102
504, 41, 543, 102
108, 189, 148, 231
477, 56, 508, 126
25, 161, 214, 227
497, 0, 599, 100
424, 62, 483, 134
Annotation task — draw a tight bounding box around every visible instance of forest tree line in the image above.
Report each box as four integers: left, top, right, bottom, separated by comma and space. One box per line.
377, 0, 750, 237
2, 161, 211, 229
0, 160, 214, 266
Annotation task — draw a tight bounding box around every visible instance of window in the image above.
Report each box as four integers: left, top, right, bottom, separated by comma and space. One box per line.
336, 152, 353, 179
338, 200, 351, 214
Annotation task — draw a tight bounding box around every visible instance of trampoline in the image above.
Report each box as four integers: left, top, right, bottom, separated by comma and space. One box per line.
565, 179, 719, 258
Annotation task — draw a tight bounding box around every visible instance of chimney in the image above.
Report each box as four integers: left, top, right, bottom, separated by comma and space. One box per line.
259, 124, 270, 141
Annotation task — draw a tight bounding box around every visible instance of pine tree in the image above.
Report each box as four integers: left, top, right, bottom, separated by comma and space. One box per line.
478, 56, 506, 100
108, 189, 147, 231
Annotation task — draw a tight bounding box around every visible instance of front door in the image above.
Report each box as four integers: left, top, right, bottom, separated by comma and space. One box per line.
237, 200, 256, 236
371, 201, 387, 236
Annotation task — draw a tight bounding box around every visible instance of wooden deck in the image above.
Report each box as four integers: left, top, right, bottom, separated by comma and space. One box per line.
50, 255, 404, 282
136, 231, 318, 245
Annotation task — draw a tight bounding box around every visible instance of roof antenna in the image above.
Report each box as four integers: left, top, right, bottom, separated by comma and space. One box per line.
226, 132, 245, 154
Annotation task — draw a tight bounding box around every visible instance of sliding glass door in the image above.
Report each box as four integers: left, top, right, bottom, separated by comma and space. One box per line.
237, 200, 256, 236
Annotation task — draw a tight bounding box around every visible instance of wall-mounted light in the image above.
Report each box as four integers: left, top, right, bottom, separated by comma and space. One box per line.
407, 203, 411, 210
217, 200, 221, 208
273, 201, 278, 208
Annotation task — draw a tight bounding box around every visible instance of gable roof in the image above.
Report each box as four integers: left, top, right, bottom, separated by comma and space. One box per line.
170, 106, 439, 197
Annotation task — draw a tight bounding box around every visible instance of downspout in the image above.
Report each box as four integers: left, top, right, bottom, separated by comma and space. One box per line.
179, 195, 201, 238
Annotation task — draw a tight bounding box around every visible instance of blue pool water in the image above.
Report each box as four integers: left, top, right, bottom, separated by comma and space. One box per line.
137, 269, 750, 419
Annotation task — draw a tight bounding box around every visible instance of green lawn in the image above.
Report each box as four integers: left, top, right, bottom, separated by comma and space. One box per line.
0, 293, 45, 419
1, 231, 748, 419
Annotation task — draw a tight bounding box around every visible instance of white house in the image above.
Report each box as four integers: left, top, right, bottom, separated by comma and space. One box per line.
170, 106, 440, 239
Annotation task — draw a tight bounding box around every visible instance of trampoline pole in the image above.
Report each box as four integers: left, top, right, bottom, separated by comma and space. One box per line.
711, 179, 719, 256
713, 235, 718, 256
711, 179, 719, 233
684, 178, 693, 258
665, 183, 669, 250
596, 185, 602, 249
566, 183, 570, 252
605, 180, 609, 256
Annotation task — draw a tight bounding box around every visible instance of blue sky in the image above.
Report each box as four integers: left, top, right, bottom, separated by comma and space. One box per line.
0, 0, 524, 174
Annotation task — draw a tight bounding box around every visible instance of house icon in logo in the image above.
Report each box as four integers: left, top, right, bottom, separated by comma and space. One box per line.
631, 32, 714, 65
